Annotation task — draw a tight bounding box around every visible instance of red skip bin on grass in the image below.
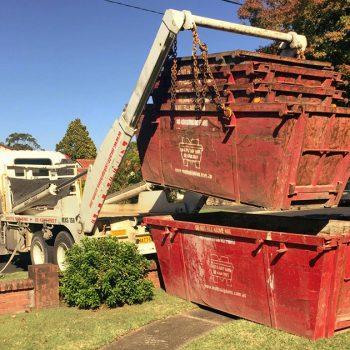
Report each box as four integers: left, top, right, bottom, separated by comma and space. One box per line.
144, 211, 350, 339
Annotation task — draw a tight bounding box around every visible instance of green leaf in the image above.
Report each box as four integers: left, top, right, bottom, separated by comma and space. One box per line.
55, 118, 97, 160
60, 237, 154, 309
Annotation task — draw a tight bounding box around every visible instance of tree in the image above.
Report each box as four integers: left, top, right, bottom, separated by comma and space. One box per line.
108, 141, 142, 194
238, 0, 350, 95
56, 118, 97, 161
3, 133, 42, 150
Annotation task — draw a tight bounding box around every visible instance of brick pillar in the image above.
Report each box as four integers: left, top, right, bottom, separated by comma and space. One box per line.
28, 264, 59, 309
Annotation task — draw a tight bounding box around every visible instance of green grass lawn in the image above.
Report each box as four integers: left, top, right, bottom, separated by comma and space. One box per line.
0, 288, 195, 350
181, 318, 350, 350
0, 271, 28, 281
2, 270, 350, 349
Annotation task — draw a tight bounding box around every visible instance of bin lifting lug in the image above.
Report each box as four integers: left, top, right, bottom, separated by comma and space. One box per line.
227, 111, 237, 128
252, 238, 264, 256
316, 242, 335, 253
276, 242, 288, 254
161, 226, 178, 243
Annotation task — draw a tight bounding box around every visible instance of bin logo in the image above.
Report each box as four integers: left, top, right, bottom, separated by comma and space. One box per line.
179, 138, 204, 169
208, 254, 233, 287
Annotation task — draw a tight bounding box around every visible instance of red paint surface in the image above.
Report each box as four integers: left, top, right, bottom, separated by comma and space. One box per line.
138, 104, 350, 209
144, 213, 350, 339
138, 50, 350, 210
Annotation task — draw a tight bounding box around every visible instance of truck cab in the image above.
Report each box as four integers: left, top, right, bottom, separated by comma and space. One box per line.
0, 150, 82, 269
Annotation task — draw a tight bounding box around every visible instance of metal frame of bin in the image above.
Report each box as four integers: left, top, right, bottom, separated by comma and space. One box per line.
139, 102, 350, 209
144, 212, 350, 339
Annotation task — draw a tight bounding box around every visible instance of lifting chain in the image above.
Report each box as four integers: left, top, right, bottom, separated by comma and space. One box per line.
191, 24, 232, 119
170, 38, 178, 110
297, 50, 305, 60
191, 26, 205, 110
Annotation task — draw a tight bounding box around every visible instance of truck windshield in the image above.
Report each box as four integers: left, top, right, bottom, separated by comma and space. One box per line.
14, 158, 52, 165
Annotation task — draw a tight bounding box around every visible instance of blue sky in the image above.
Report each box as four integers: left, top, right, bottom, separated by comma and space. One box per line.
0, 0, 272, 150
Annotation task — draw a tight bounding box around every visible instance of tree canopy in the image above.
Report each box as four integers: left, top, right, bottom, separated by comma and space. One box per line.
108, 142, 142, 194
3, 133, 42, 150
56, 118, 97, 161
238, 0, 350, 74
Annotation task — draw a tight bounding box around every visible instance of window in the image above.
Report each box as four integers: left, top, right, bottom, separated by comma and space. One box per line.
14, 158, 52, 177
14, 158, 52, 165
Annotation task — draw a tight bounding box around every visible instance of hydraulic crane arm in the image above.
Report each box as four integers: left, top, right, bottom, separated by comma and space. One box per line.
79, 9, 307, 233
79, 10, 186, 233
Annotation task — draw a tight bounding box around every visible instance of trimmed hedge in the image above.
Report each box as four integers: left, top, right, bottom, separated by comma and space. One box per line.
60, 237, 154, 309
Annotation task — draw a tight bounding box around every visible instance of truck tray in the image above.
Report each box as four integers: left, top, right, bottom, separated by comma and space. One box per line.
144, 210, 350, 339
170, 51, 345, 89
153, 81, 346, 106
153, 51, 347, 107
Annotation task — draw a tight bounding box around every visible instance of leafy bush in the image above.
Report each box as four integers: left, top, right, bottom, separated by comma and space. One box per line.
60, 237, 154, 309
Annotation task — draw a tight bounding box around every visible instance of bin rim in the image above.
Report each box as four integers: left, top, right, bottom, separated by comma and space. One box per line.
143, 215, 350, 248
175, 49, 333, 69
154, 102, 350, 116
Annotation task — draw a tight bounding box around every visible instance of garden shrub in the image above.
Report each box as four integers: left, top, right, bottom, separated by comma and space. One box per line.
60, 237, 154, 309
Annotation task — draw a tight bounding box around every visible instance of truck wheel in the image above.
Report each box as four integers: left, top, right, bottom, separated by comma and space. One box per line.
30, 234, 52, 265
53, 231, 74, 271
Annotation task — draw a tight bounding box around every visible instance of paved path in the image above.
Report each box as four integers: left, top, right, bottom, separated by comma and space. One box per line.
0, 252, 30, 273
102, 308, 233, 350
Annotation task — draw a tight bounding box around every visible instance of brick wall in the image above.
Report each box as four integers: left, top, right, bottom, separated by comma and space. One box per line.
0, 279, 34, 315
0, 264, 59, 316
147, 260, 162, 288
0, 262, 160, 316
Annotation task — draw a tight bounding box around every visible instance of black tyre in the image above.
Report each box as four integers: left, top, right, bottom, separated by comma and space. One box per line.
53, 231, 75, 271
30, 233, 52, 265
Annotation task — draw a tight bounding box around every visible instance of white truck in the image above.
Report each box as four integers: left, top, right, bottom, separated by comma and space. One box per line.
0, 10, 306, 270
0, 149, 202, 270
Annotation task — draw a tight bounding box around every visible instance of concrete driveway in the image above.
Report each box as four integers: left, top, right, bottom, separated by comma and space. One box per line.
0, 252, 31, 273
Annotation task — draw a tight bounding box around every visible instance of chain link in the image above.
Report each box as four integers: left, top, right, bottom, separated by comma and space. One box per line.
297, 49, 305, 60
170, 38, 178, 110
169, 25, 232, 119
192, 27, 204, 110
191, 24, 232, 119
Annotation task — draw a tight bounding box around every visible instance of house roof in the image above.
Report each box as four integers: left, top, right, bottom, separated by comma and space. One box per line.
76, 159, 95, 169
76, 159, 95, 179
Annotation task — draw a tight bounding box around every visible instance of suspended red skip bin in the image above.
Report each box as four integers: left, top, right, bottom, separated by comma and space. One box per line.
138, 51, 350, 210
